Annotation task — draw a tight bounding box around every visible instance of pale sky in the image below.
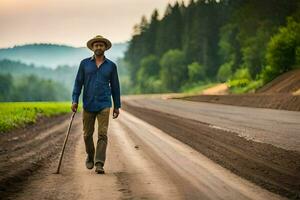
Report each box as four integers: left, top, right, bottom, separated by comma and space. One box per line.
0, 0, 189, 48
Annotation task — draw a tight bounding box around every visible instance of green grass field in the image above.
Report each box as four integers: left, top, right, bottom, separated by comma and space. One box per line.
0, 102, 80, 133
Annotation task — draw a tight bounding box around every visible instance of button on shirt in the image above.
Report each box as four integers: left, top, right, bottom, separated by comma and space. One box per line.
72, 55, 121, 112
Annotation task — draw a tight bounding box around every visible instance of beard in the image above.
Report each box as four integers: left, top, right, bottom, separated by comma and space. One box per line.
94, 49, 104, 56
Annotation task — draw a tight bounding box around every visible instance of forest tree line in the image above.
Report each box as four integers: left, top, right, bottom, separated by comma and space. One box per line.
0, 59, 74, 101
123, 0, 300, 94
0, 73, 70, 101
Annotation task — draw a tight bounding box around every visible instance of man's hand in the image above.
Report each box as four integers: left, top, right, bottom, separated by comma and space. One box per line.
71, 103, 78, 112
113, 108, 119, 119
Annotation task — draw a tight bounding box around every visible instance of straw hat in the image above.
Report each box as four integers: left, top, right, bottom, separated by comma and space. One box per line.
86, 35, 112, 51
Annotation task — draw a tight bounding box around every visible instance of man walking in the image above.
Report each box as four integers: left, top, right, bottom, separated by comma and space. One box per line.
71, 35, 121, 174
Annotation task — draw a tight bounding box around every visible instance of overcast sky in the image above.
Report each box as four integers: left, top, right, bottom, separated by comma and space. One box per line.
0, 0, 189, 48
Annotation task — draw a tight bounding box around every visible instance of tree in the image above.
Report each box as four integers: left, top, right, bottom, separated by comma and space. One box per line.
240, 24, 272, 79
159, 49, 187, 91
218, 23, 242, 75
138, 55, 160, 78
217, 61, 233, 82
155, 2, 183, 56
187, 62, 206, 82
262, 17, 300, 83
0, 74, 13, 101
136, 55, 161, 93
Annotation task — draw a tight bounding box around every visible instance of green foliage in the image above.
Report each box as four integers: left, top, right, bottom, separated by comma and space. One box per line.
0, 59, 77, 91
233, 67, 252, 80
159, 49, 187, 92
0, 74, 13, 101
262, 17, 300, 83
0, 74, 70, 102
229, 79, 263, 94
116, 59, 134, 95
228, 68, 252, 89
0, 102, 78, 133
187, 62, 206, 82
138, 55, 160, 79
218, 23, 241, 73
155, 2, 183, 57
137, 76, 166, 94
217, 61, 233, 82
123, 0, 300, 94
240, 25, 272, 78
135, 55, 163, 93
119, 75, 134, 94
228, 67, 264, 93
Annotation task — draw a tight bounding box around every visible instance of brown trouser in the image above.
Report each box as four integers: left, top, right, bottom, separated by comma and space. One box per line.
82, 107, 110, 167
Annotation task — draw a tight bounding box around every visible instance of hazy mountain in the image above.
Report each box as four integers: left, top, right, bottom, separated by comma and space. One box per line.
0, 42, 128, 69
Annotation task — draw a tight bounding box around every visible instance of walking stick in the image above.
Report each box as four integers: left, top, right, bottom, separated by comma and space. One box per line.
54, 111, 76, 174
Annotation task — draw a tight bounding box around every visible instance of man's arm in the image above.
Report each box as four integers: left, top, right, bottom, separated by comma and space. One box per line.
110, 63, 121, 118
71, 61, 84, 112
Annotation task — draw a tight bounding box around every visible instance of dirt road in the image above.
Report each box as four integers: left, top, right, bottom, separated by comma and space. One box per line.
122, 96, 300, 152
121, 95, 300, 198
0, 107, 288, 200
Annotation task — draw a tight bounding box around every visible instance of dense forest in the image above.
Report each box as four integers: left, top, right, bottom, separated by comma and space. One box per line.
0, 73, 70, 101
123, 0, 300, 94
0, 59, 74, 101
0, 59, 77, 90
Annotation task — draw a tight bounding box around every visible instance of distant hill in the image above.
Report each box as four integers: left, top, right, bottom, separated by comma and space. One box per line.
0, 43, 128, 69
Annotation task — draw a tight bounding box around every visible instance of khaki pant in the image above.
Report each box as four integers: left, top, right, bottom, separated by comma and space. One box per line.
82, 107, 110, 167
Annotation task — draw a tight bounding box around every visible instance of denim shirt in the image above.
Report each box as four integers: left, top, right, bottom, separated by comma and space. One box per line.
72, 55, 121, 112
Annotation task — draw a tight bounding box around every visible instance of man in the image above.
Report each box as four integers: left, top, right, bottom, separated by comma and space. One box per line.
71, 35, 121, 174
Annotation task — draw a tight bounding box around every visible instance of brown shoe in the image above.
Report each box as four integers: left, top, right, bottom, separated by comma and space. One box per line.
95, 164, 105, 174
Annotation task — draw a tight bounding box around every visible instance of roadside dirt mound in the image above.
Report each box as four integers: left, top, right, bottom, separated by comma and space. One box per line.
176, 94, 300, 111
0, 113, 81, 199
174, 69, 300, 111
257, 69, 300, 94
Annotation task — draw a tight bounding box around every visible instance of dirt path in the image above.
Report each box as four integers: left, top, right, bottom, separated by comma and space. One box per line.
0, 109, 287, 200
201, 83, 228, 95
5, 111, 182, 200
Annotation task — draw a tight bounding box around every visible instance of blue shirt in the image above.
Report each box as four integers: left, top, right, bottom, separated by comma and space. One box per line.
72, 55, 121, 112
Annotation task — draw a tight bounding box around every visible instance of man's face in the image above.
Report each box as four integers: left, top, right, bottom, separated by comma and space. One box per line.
92, 41, 106, 56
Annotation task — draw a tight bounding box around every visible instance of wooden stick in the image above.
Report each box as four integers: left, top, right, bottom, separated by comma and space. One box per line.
54, 111, 76, 174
